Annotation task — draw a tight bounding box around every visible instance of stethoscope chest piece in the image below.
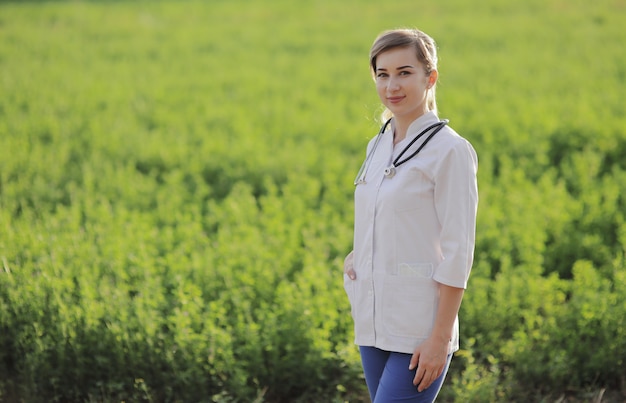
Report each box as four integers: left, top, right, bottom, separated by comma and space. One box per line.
384, 166, 396, 179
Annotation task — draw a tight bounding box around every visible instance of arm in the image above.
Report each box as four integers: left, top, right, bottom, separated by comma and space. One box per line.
407, 139, 477, 391
409, 283, 465, 391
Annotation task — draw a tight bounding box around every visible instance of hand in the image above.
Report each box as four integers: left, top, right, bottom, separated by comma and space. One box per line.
343, 251, 356, 280
408, 336, 449, 392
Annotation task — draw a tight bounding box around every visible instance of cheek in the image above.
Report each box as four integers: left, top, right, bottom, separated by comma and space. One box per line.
409, 80, 429, 98
375, 84, 386, 99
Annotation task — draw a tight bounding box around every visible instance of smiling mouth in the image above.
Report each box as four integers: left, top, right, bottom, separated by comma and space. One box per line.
387, 96, 404, 104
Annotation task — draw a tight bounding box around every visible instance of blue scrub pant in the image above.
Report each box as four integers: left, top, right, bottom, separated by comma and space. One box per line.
359, 346, 452, 403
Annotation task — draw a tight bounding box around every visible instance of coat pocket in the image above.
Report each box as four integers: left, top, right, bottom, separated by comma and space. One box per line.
382, 265, 437, 338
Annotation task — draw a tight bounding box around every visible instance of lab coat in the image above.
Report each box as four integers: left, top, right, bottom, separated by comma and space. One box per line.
345, 111, 478, 355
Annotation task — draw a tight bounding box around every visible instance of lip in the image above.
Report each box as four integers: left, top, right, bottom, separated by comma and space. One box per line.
387, 96, 404, 104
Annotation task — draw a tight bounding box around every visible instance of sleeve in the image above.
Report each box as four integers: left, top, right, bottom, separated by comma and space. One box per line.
432, 138, 479, 289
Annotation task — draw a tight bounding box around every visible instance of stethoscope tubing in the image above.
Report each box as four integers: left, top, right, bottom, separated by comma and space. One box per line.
354, 118, 448, 185
392, 119, 448, 168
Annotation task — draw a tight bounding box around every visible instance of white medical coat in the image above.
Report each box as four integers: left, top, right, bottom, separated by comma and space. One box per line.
345, 111, 478, 355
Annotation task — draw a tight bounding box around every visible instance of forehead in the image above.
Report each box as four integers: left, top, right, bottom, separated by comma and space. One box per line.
376, 46, 420, 69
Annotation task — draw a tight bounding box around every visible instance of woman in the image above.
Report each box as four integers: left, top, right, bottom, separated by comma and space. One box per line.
344, 28, 478, 402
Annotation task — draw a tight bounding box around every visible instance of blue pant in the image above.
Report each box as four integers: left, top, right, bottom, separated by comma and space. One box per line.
359, 346, 452, 403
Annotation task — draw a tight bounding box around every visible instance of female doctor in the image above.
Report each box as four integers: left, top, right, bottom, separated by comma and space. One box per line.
343, 28, 478, 403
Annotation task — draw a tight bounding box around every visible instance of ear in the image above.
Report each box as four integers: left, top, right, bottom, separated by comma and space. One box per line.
428, 70, 438, 88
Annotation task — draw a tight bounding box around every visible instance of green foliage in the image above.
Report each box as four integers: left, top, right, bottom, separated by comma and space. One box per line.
1, 0, 625, 401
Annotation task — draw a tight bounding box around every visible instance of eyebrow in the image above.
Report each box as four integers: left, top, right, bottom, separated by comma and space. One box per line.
376, 65, 416, 71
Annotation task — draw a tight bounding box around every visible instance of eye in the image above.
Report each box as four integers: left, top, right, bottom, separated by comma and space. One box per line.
399, 70, 411, 76
376, 72, 389, 78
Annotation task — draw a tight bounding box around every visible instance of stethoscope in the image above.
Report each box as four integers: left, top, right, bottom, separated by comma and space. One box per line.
354, 117, 448, 186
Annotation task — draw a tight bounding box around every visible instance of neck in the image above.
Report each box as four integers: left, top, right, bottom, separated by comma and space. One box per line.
393, 112, 425, 144
393, 122, 409, 144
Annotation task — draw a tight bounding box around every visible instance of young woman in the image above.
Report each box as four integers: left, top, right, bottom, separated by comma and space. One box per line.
344, 28, 478, 402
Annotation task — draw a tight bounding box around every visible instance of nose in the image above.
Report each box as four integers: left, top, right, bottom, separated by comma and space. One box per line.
386, 76, 401, 92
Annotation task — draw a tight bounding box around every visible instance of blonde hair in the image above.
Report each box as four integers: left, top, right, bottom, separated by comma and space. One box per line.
369, 28, 439, 120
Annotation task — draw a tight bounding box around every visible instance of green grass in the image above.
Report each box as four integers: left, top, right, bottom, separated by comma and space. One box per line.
1, 0, 625, 401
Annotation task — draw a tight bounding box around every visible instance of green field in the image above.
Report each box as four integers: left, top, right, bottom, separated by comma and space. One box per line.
1, 0, 625, 402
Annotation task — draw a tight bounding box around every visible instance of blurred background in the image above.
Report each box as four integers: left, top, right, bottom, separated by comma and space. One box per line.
1, 0, 625, 401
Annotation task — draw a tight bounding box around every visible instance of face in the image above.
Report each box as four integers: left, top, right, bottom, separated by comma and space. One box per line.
374, 46, 436, 122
